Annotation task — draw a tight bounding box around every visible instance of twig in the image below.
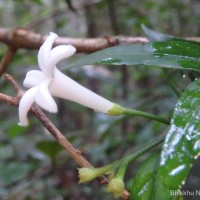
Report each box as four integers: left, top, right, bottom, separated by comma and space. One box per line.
0, 47, 17, 77
5, 74, 23, 94
0, 74, 130, 200
0, 92, 19, 106
31, 104, 93, 167
0, 27, 148, 53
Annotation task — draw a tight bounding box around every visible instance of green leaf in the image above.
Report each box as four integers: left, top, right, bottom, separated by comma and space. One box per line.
141, 24, 173, 41
142, 25, 200, 46
37, 140, 63, 160
67, 41, 200, 71
154, 78, 200, 199
130, 152, 160, 200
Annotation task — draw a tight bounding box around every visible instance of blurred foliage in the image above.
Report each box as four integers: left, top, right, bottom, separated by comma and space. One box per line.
0, 0, 200, 199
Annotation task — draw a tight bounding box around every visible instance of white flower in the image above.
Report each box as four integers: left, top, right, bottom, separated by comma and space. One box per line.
18, 32, 117, 126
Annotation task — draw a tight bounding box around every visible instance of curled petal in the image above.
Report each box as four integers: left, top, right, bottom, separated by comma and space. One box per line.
35, 79, 58, 113
18, 87, 38, 127
46, 45, 76, 77
23, 70, 46, 88
38, 32, 58, 73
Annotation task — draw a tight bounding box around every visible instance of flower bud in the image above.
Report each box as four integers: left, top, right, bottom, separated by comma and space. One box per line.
106, 177, 125, 199
78, 168, 97, 183
78, 165, 112, 183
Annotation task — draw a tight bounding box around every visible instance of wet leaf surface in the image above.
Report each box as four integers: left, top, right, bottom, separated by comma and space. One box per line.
130, 152, 160, 200
67, 41, 200, 71
154, 78, 200, 199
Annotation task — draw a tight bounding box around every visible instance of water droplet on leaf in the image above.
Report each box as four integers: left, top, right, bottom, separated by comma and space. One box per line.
169, 165, 186, 176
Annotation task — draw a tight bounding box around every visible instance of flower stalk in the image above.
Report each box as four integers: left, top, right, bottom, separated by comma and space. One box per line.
78, 137, 164, 183
107, 104, 170, 124
120, 136, 164, 166
77, 136, 164, 198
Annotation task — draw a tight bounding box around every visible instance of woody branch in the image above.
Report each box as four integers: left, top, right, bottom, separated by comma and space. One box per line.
0, 27, 148, 53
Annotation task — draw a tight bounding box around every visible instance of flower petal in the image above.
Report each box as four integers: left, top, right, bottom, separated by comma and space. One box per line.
50, 69, 113, 113
35, 79, 58, 113
18, 87, 38, 127
38, 32, 58, 73
23, 70, 46, 88
46, 45, 76, 77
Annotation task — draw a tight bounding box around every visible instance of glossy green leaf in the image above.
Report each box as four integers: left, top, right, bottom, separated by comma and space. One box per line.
130, 152, 184, 200
67, 41, 200, 71
154, 78, 200, 199
37, 140, 63, 160
130, 152, 160, 200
